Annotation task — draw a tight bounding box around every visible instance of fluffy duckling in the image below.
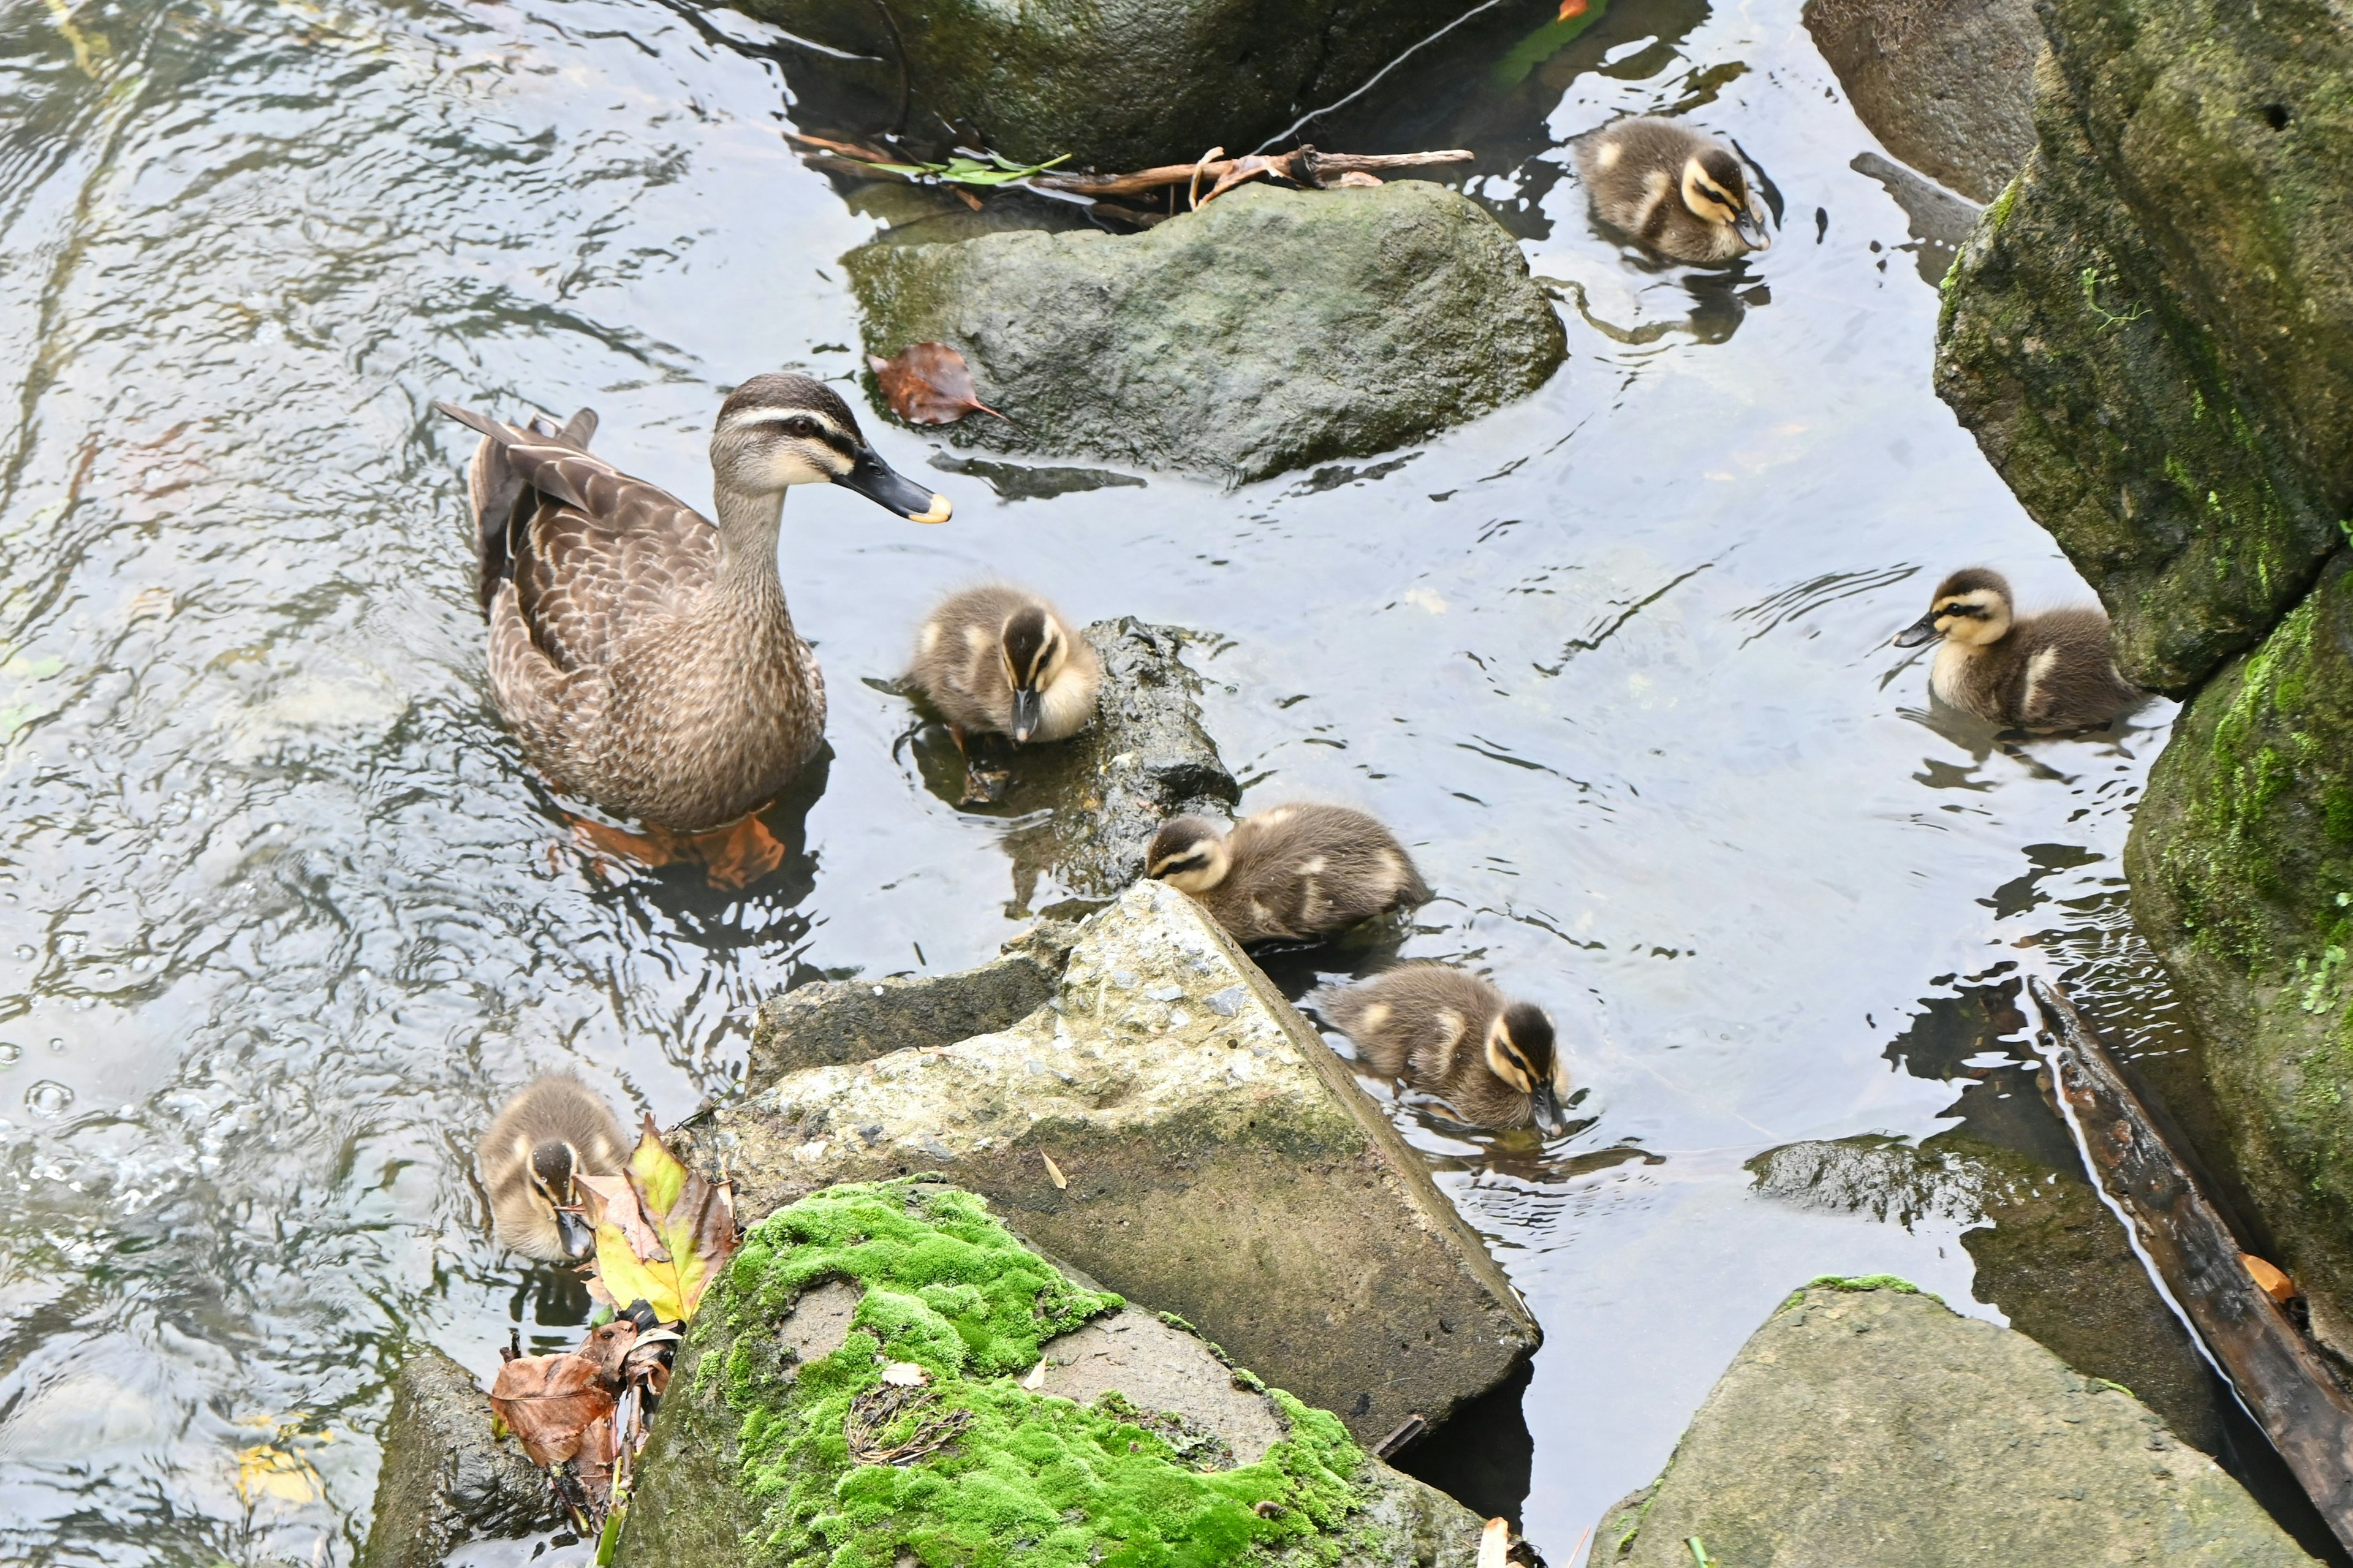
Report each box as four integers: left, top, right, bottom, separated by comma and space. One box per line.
479, 1073, 627, 1262
1892, 568, 2142, 730
1573, 116, 1770, 263
1322, 964, 1569, 1134
906, 585, 1102, 748
1146, 802, 1429, 947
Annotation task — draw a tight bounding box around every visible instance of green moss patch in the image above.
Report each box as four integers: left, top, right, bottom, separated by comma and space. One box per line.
706, 1180, 1370, 1568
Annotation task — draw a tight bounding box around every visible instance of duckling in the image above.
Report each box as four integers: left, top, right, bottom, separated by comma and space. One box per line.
1572, 116, 1770, 263
1145, 802, 1429, 947
1321, 964, 1569, 1134
478, 1073, 629, 1262
906, 584, 1102, 764
434, 374, 952, 838
1892, 568, 2142, 730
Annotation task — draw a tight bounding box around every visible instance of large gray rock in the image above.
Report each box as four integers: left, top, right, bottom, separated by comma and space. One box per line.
1751, 1134, 2220, 1452
358, 1346, 559, 1568
732, 0, 1464, 172
613, 1178, 1486, 1568
1587, 1282, 2316, 1567
847, 182, 1567, 485
677, 878, 1540, 1445
1803, 0, 2042, 203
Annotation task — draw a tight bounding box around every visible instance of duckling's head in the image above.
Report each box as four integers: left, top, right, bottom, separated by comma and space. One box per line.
1681, 147, 1770, 252
1145, 817, 1232, 893
526, 1137, 596, 1259
1000, 606, 1073, 743
1893, 567, 2014, 651
1484, 1002, 1569, 1137
711, 373, 951, 523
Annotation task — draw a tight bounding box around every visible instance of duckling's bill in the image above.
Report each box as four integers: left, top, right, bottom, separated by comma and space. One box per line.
1735, 204, 1772, 251
1892, 610, 1942, 648
555, 1206, 596, 1258
1530, 1081, 1569, 1137
834, 444, 953, 523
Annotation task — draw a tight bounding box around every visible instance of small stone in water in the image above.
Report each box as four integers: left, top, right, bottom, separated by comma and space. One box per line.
24, 1080, 73, 1119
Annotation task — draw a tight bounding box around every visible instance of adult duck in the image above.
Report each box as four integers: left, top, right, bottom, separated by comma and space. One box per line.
435, 374, 950, 879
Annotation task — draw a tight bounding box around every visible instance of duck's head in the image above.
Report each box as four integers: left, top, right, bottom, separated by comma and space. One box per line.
1145, 817, 1232, 893
525, 1137, 596, 1259
1681, 146, 1770, 252
1485, 1002, 1569, 1137
1000, 606, 1075, 743
711, 373, 951, 523
1893, 567, 2014, 650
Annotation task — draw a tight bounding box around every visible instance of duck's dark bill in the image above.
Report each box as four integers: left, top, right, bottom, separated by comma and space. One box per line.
1531, 1083, 1569, 1138
836, 445, 952, 523
1010, 687, 1042, 744
1892, 612, 1942, 649
1736, 209, 1771, 250
556, 1207, 596, 1259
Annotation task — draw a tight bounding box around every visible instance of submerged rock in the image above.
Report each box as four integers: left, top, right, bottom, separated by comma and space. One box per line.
613, 1178, 1484, 1567
1803, 0, 2041, 203
1934, 0, 2353, 694
1750, 1132, 2221, 1452
357, 1346, 559, 1568
678, 879, 1540, 1444
846, 182, 1567, 485
1587, 1282, 2314, 1566
730, 0, 1469, 172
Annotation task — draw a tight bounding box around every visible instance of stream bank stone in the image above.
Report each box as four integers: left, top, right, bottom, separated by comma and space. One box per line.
677, 879, 1540, 1444
1803, 0, 2042, 203
613, 1178, 1485, 1568
357, 1346, 558, 1568
1586, 1283, 2315, 1567
729, 0, 1467, 172
846, 181, 1567, 485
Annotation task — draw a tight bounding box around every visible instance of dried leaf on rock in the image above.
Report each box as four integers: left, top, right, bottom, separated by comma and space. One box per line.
880, 1361, 928, 1387
1333, 171, 1384, 187
488, 1347, 621, 1466
1199, 153, 1284, 205
576, 1172, 662, 1261
869, 344, 1006, 425
587, 1119, 738, 1322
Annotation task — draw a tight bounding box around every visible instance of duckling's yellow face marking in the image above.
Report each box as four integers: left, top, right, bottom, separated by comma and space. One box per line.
1930, 587, 2012, 647
1483, 1018, 1539, 1094
1146, 819, 1232, 893
999, 608, 1068, 742
523, 1137, 582, 1211
1680, 157, 1746, 228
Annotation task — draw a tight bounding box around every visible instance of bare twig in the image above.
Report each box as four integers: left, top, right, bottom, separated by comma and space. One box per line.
1033, 146, 1472, 200
2033, 975, 2353, 1551
844, 1383, 972, 1466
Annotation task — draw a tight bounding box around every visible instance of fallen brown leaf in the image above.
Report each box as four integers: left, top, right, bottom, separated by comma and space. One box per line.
489, 1341, 626, 1466
2242, 1251, 2298, 1303
869, 343, 1006, 425
1333, 171, 1384, 187
1199, 153, 1284, 205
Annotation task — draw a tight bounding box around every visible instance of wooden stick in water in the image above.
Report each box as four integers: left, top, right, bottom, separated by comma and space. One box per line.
2031, 974, 2353, 1550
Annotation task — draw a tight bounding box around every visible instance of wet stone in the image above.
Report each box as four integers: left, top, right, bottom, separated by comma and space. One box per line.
847, 182, 1567, 485
1802, 0, 2042, 204
357, 1346, 559, 1568
1587, 1283, 2315, 1567
676, 879, 1540, 1445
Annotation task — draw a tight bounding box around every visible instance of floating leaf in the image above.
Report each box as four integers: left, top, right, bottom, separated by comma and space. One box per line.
866, 150, 1072, 187
870, 344, 1006, 426
236, 1443, 322, 1506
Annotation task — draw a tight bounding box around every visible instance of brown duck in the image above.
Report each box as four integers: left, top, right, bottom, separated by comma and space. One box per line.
434, 374, 950, 880
1321, 963, 1569, 1134
1146, 802, 1429, 947
1892, 567, 2141, 730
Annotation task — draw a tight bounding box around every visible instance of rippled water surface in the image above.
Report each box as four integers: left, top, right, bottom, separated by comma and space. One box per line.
0, 0, 2212, 1559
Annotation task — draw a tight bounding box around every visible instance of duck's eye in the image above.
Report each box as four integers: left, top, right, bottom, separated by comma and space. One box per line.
779, 415, 820, 440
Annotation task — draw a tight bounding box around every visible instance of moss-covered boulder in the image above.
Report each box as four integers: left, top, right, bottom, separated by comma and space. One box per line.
1802, 0, 2042, 203
678, 879, 1539, 1445
847, 182, 1566, 485
2128, 554, 2353, 1341
614, 1179, 1485, 1567
732, 0, 1464, 172
1585, 1282, 2315, 1567
1934, 1, 2353, 694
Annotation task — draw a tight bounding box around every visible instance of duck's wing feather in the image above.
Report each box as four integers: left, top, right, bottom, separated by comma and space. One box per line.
436, 401, 717, 673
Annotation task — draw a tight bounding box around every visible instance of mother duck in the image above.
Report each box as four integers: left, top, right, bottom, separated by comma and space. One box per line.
435, 375, 949, 873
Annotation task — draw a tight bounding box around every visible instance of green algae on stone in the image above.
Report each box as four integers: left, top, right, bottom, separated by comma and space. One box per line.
627, 1178, 1385, 1568
844, 182, 1567, 485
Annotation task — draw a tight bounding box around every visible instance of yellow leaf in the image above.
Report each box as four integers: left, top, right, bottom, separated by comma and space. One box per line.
628, 1119, 686, 1218
594, 1221, 684, 1320
236, 1444, 320, 1506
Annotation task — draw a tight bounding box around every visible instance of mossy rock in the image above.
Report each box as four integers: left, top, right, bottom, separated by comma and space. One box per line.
729, 0, 1470, 172
614, 1178, 1485, 1567
846, 181, 1566, 485
2128, 553, 2353, 1343
1933, 0, 2353, 693
1585, 1284, 2314, 1566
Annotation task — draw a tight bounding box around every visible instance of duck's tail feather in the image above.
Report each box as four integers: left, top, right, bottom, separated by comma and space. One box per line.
433, 401, 602, 615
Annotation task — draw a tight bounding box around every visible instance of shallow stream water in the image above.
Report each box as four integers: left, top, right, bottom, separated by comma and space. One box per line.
0, 0, 2277, 1559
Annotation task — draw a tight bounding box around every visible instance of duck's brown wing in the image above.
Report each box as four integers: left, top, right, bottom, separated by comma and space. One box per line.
437, 401, 715, 674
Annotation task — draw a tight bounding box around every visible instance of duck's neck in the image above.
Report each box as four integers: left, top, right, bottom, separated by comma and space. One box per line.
711, 487, 788, 607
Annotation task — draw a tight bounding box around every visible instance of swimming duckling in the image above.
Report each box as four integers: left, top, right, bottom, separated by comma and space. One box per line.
1322, 964, 1569, 1134
1892, 568, 2142, 730
906, 585, 1102, 749
1145, 803, 1429, 947
479, 1073, 628, 1262
1573, 116, 1770, 263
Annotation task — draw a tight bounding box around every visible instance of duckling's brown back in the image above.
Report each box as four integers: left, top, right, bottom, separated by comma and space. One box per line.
1217, 803, 1428, 943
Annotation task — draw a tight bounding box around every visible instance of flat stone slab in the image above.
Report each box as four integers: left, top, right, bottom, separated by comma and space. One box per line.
1031, 1307, 1286, 1466
1587, 1282, 2315, 1567
357, 1346, 559, 1568
847, 182, 1566, 485
680, 879, 1539, 1443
